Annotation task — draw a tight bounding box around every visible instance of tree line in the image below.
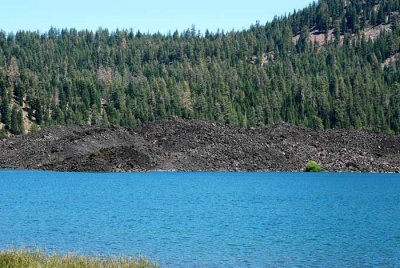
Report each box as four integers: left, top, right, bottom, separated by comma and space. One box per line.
0, 0, 400, 136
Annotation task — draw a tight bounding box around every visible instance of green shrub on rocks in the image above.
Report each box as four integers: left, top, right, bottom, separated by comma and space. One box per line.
0, 128, 7, 139
305, 160, 323, 172
30, 123, 41, 133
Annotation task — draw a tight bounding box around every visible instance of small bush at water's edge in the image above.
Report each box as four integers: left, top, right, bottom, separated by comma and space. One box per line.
305, 160, 323, 172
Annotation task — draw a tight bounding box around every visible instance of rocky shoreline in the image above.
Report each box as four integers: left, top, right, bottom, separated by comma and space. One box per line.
0, 119, 399, 173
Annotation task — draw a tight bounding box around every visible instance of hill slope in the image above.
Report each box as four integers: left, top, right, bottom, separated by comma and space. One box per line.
0, 119, 399, 172
0, 0, 400, 136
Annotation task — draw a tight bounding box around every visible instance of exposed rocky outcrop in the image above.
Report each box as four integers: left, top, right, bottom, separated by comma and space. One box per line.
0, 119, 399, 172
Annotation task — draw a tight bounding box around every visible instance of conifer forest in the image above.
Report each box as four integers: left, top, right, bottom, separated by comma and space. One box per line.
1, 0, 400, 136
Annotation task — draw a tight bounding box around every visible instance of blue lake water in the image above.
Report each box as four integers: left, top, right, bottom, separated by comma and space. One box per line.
0, 171, 399, 267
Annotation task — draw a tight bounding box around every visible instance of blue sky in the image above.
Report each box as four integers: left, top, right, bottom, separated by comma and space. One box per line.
1, 0, 315, 34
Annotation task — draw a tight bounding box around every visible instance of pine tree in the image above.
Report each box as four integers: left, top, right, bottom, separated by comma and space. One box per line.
0, 89, 10, 127
10, 106, 24, 135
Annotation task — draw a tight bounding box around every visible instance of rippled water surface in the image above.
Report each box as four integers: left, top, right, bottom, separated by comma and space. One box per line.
0, 171, 399, 267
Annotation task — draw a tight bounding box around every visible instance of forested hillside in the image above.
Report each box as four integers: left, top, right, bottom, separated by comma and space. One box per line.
1, 0, 400, 137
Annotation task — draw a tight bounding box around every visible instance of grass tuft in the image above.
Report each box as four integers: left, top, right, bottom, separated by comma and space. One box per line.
0, 249, 159, 268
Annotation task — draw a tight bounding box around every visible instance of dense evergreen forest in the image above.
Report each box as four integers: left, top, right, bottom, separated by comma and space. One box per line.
1, 0, 400, 137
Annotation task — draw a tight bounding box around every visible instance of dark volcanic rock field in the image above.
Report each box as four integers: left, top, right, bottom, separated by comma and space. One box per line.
0, 119, 399, 172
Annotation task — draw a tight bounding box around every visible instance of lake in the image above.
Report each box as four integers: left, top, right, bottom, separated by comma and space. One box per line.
0, 171, 399, 267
